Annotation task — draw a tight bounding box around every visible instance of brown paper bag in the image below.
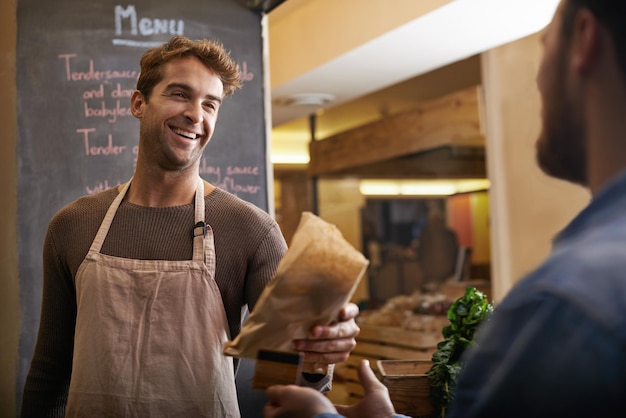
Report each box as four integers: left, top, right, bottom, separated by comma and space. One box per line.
223, 211, 369, 373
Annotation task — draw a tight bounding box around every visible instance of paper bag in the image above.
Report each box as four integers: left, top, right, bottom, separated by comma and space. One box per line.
223, 212, 369, 373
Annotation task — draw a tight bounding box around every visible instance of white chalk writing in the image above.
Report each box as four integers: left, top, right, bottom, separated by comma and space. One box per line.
115, 5, 184, 37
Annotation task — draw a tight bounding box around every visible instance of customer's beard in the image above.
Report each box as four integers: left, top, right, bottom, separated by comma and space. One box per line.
536, 90, 587, 186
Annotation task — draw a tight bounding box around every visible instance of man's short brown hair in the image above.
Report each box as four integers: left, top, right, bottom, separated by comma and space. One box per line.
136, 35, 242, 100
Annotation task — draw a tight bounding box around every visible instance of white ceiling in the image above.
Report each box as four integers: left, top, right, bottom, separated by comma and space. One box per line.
269, 0, 560, 136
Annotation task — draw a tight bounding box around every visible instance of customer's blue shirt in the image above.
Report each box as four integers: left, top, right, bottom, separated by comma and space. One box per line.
449, 172, 626, 418
314, 414, 409, 418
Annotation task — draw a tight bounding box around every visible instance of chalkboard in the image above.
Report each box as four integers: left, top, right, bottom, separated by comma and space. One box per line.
16, 0, 268, 412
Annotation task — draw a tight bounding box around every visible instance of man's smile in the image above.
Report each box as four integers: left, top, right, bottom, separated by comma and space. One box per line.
171, 126, 202, 140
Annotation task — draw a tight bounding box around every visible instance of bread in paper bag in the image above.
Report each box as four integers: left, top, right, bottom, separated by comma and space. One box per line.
223, 212, 369, 372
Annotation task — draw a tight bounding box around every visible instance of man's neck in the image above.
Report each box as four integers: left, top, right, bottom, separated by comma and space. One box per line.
123, 170, 200, 207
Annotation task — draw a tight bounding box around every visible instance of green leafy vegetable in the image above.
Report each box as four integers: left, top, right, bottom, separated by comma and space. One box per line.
427, 287, 493, 418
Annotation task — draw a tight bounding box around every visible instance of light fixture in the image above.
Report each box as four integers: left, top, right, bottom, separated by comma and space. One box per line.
271, 153, 310, 165
359, 179, 490, 196
273, 93, 335, 107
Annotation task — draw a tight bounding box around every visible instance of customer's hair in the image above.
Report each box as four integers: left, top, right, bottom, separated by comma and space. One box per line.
561, 0, 626, 77
136, 35, 242, 100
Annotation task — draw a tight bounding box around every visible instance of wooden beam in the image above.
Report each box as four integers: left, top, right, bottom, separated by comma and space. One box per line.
309, 86, 485, 176
318, 145, 486, 179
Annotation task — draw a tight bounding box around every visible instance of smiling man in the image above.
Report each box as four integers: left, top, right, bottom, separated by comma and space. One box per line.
21, 36, 361, 418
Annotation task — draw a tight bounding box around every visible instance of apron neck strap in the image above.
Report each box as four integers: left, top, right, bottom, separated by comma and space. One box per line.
88, 179, 132, 254
89, 177, 207, 263
192, 178, 207, 262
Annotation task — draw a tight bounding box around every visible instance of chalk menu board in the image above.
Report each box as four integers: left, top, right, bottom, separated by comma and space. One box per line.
16, 0, 267, 408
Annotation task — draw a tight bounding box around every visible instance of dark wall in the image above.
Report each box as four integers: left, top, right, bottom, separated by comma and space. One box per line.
16, 0, 268, 414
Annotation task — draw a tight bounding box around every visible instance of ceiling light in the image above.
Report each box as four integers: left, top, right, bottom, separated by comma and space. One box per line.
271, 153, 310, 165
273, 93, 335, 107
359, 182, 401, 196
359, 179, 490, 196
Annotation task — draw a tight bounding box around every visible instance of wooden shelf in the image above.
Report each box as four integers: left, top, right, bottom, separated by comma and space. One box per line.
309, 86, 485, 177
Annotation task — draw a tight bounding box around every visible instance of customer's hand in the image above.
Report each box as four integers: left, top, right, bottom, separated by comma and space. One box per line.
264, 384, 337, 418
264, 359, 397, 418
293, 302, 360, 373
334, 359, 397, 418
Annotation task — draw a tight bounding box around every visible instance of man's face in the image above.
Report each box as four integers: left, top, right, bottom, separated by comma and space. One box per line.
131, 56, 224, 172
536, 0, 588, 186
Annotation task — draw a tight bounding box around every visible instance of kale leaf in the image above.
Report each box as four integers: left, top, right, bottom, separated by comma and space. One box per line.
427, 287, 493, 418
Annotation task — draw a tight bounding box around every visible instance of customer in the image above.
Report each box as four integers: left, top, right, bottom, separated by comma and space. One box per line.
263, 0, 626, 416
21, 35, 360, 418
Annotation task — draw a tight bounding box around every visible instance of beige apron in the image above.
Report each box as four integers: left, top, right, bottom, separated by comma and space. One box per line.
67, 179, 240, 418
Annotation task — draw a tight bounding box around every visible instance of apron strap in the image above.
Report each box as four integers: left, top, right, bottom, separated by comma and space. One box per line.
192, 178, 207, 263
89, 177, 209, 265
88, 179, 132, 254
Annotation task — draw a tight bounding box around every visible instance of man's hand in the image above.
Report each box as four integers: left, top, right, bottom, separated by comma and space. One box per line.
264, 385, 337, 418
334, 359, 397, 418
264, 359, 398, 418
293, 302, 360, 373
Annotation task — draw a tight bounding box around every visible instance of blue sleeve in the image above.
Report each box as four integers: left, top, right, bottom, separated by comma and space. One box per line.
447, 292, 626, 418
313, 414, 410, 418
